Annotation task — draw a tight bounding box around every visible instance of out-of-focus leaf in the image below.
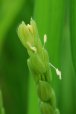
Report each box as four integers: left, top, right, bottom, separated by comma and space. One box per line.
0, 0, 25, 52
33, 0, 65, 112
69, 0, 76, 72
0, 0, 34, 114
69, 1, 76, 113
60, 24, 75, 114
28, 75, 40, 114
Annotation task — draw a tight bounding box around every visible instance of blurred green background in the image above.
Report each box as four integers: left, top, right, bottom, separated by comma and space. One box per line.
0, 0, 76, 114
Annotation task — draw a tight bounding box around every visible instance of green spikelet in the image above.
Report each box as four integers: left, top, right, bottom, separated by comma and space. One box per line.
17, 19, 60, 114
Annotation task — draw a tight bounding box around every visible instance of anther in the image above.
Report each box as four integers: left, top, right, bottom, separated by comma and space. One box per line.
49, 63, 62, 80
27, 42, 37, 53
27, 24, 33, 33
44, 34, 47, 46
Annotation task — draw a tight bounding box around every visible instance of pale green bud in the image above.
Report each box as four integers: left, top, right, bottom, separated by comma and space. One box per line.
37, 81, 52, 101
40, 102, 54, 114
27, 59, 42, 84
27, 54, 46, 74
17, 19, 42, 54
18, 21, 34, 49
30, 18, 39, 38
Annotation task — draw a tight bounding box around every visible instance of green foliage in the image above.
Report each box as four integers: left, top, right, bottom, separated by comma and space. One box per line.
0, 0, 34, 114
70, 0, 76, 71
0, 0, 76, 114
0, 0, 25, 52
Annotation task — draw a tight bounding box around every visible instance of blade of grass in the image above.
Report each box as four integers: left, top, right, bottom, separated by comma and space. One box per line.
0, 90, 5, 114
69, 0, 76, 72
0, 0, 25, 53
61, 23, 75, 114
69, 0, 76, 113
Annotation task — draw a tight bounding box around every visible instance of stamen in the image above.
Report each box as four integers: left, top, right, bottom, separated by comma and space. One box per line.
31, 46, 37, 52
49, 63, 62, 80
44, 34, 47, 45
27, 24, 33, 33
56, 68, 61, 80
27, 42, 37, 53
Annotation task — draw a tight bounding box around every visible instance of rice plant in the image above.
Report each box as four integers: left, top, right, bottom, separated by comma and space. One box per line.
0, 0, 76, 114
17, 19, 61, 114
